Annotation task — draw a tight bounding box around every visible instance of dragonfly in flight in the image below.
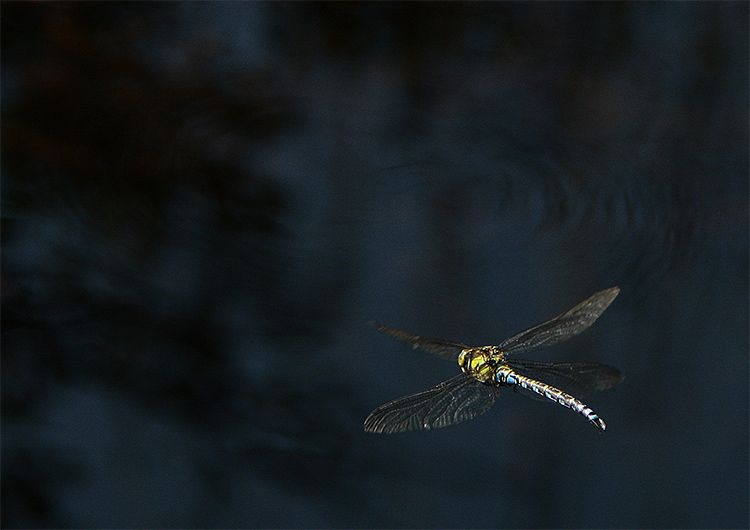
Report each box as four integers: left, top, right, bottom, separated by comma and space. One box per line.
364, 287, 623, 433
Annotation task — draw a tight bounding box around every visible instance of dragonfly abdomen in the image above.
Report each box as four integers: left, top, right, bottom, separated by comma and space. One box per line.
496, 369, 607, 431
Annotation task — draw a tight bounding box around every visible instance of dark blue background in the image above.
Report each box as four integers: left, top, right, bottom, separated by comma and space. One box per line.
2, 2, 748, 528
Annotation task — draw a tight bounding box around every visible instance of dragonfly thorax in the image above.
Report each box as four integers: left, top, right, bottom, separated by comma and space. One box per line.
458, 347, 499, 384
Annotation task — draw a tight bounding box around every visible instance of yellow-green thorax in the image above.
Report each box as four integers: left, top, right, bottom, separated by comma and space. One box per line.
458, 346, 507, 384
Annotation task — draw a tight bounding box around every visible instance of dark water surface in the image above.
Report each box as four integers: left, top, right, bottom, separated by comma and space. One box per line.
2, 3, 747, 528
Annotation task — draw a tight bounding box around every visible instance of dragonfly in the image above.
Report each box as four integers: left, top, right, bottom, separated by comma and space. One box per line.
364, 287, 623, 433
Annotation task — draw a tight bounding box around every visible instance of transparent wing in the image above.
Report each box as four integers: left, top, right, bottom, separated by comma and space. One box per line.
498, 287, 620, 356
507, 359, 624, 398
364, 373, 496, 433
369, 322, 470, 361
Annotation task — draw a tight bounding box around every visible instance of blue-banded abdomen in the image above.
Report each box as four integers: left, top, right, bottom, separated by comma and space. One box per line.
495, 367, 607, 431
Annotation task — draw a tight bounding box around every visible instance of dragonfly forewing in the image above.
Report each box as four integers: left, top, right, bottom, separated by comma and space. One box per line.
498, 287, 620, 355
363, 373, 496, 433
369, 322, 469, 361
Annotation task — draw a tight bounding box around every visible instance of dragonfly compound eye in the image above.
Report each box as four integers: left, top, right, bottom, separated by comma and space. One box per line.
458, 349, 494, 382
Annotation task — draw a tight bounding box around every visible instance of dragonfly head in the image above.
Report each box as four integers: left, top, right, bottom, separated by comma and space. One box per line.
458, 347, 495, 383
